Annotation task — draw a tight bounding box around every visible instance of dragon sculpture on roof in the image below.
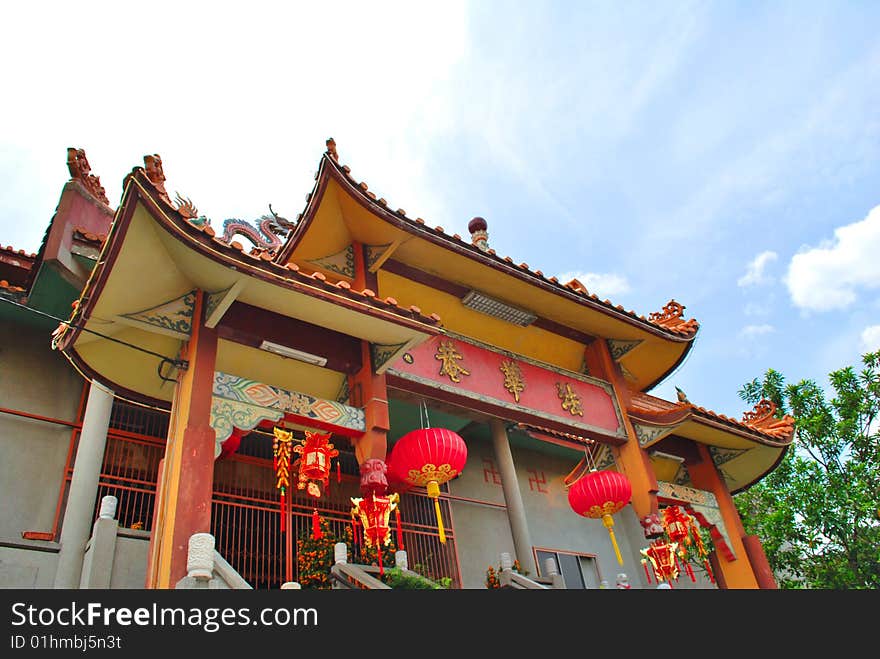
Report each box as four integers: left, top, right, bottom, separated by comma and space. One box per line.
220, 205, 297, 254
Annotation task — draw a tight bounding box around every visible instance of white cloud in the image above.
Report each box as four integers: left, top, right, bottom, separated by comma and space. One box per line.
861, 325, 880, 353
786, 204, 880, 311
556, 271, 631, 299
739, 324, 775, 338
737, 251, 778, 287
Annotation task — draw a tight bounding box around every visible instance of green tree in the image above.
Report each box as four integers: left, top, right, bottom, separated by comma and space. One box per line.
735, 351, 880, 589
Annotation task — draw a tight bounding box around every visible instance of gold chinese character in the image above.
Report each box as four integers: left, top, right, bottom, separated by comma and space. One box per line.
435, 339, 470, 383
500, 359, 525, 402
556, 382, 583, 416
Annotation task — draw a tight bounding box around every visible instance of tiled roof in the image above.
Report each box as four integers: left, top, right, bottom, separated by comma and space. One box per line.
629, 392, 795, 443
296, 145, 700, 340
130, 168, 442, 329
1, 245, 37, 260
72, 227, 107, 247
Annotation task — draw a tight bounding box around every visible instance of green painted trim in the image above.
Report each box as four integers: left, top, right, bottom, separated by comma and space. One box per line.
120, 290, 196, 338
305, 244, 355, 279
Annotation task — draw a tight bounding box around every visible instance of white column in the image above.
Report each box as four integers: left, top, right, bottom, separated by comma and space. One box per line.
490, 418, 537, 575
54, 382, 114, 589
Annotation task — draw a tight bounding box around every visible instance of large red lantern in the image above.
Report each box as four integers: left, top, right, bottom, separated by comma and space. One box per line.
388, 427, 467, 544
567, 469, 632, 565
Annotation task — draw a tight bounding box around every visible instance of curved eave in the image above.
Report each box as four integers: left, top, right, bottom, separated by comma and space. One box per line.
630, 404, 794, 492
276, 153, 699, 353
55, 170, 443, 405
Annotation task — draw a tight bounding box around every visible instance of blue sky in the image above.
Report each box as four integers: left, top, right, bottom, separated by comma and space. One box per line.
1, 1, 878, 417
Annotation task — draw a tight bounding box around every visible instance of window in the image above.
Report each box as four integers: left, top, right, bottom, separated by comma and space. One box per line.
535, 549, 601, 589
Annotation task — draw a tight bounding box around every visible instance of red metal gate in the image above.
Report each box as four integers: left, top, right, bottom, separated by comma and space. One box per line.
68, 399, 461, 589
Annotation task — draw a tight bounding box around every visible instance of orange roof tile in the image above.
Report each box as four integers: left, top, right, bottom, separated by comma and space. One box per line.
72, 227, 107, 247
0, 245, 37, 259
629, 392, 795, 444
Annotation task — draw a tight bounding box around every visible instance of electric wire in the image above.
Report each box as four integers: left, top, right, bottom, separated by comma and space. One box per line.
0, 296, 188, 371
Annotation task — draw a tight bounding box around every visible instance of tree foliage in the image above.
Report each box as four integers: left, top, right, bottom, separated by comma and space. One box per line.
735, 351, 880, 589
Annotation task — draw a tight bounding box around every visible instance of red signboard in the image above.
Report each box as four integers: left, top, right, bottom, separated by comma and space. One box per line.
386, 335, 625, 441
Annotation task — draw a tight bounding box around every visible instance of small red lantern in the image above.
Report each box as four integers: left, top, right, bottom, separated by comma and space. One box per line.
567, 469, 632, 565
662, 505, 691, 546
294, 430, 339, 498
388, 427, 467, 544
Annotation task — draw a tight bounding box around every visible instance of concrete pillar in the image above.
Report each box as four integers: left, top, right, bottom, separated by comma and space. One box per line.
54, 382, 114, 589
490, 418, 536, 575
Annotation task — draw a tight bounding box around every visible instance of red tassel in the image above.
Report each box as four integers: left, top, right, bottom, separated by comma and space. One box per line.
395, 508, 404, 550
686, 562, 696, 582
377, 546, 384, 577
337, 462, 341, 484
312, 509, 322, 540
642, 561, 652, 584
705, 559, 715, 584
280, 490, 285, 532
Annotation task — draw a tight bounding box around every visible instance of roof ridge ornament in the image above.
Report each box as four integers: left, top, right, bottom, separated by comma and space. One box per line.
468, 216, 489, 252
741, 398, 796, 437
648, 299, 700, 335
174, 192, 200, 220
326, 137, 338, 162
66, 147, 109, 206
144, 154, 171, 205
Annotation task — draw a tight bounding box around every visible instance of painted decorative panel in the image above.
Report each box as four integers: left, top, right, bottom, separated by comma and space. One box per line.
387, 334, 626, 440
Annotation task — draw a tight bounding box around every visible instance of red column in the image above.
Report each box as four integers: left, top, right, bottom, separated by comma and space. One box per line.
146, 290, 218, 588
585, 340, 659, 520
348, 341, 389, 464
688, 443, 759, 589
742, 534, 778, 589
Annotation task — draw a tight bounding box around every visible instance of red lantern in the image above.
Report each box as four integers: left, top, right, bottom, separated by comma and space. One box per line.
293, 430, 339, 498
388, 427, 467, 544
662, 505, 691, 546
567, 469, 632, 565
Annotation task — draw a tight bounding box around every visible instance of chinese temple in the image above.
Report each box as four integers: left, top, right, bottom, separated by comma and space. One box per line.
0, 141, 794, 589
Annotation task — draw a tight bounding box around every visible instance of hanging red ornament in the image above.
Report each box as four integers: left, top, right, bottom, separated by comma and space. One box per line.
351, 492, 399, 548
272, 427, 294, 531
312, 509, 323, 540
388, 427, 467, 544
567, 469, 632, 565
395, 507, 405, 550
641, 539, 680, 583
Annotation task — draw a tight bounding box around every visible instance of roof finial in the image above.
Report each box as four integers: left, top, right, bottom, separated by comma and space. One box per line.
468, 216, 489, 252
326, 137, 338, 162
66, 147, 109, 205
143, 154, 171, 204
